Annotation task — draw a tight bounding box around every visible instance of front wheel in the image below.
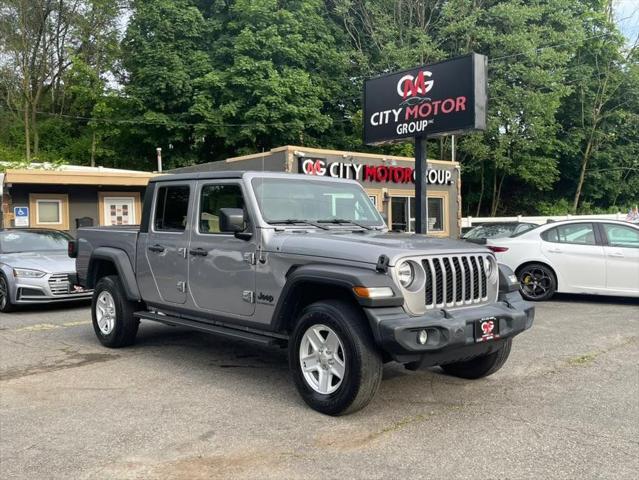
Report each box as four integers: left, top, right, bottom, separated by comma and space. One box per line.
518, 263, 556, 301
441, 338, 512, 379
92, 275, 139, 348
289, 300, 382, 415
0, 273, 16, 313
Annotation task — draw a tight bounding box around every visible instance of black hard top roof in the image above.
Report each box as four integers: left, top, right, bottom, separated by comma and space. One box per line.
148, 171, 244, 183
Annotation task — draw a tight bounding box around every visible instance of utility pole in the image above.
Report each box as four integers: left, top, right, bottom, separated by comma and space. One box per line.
451, 135, 456, 162
156, 147, 162, 172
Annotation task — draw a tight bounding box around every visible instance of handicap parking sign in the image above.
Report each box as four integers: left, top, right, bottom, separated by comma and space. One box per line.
14, 206, 29, 227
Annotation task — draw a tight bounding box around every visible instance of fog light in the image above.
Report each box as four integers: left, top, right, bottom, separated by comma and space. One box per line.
417, 329, 428, 345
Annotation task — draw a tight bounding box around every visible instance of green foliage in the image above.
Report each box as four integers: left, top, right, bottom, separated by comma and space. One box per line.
0, 0, 636, 215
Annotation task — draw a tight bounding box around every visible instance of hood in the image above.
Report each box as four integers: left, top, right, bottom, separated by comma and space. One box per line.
265, 230, 489, 266
0, 250, 75, 274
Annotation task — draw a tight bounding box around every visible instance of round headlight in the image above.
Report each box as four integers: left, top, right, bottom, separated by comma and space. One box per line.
397, 261, 415, 288
484, 257, 495, 278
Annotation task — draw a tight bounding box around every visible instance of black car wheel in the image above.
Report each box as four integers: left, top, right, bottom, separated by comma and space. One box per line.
0, 273, 16, 313
518, 263, 556, 301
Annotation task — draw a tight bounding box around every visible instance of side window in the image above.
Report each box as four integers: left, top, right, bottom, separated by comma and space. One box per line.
199, 184, 245, 234
543, 223, 596, 245
154, 185, 190, 232
541, 227, 559, 242
603, 224, 639, 248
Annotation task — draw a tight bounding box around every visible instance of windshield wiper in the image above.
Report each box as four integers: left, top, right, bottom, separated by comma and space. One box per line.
269, 219, 330, 230
317, 219, 374, 230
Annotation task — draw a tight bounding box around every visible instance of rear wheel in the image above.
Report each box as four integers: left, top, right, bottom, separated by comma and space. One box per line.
517, 263, 556, 301
441, 338, 512, 379
0, 274, 16, 313
289, 300, 382, 415
92, 275, 139, 347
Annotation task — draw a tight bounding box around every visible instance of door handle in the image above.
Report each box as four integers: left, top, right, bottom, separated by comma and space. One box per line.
547, 248, 562, 253
609, 251, 624, 258
189, 248, 208, 257
148, 244, 166, 253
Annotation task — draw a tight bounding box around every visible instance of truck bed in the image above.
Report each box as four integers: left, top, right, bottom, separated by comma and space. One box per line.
75, 226, 140, 285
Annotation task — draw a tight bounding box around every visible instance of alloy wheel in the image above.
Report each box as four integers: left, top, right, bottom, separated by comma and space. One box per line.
299, 324, 346, 395
95, 291, 116, 335
520, 267, 552, 299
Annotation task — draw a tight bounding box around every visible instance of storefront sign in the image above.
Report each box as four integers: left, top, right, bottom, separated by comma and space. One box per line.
363, 54, 487, 144
298, 158, 452, 185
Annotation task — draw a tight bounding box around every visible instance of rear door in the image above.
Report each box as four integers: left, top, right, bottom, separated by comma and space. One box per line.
599, 223, 639, 294
145, 182, 192, 304
540, 223, 606, 292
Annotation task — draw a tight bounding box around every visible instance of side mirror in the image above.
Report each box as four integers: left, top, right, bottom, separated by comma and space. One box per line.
219, 208, 245, 232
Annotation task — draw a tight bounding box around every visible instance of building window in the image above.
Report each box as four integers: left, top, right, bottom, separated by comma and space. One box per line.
36, 200, 61, 224
29, 194, 69, 230
428, 197, 444, 232
98, 192, 141, 226
389, 194, 447, 234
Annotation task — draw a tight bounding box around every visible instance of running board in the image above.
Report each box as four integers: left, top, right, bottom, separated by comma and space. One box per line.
135, 311, 284, 347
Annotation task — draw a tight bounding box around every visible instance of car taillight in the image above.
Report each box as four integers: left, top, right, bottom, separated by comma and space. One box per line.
68, 240, 77, 258
487, 246, 509, 253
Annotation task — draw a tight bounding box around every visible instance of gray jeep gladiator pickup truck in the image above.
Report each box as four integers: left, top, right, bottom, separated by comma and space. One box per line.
71, 171, 534, 415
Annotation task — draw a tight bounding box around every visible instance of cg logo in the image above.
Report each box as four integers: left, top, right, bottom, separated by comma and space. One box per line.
396, 70, 434, 99
481, 320, 495, 335
301, 159, 326, 176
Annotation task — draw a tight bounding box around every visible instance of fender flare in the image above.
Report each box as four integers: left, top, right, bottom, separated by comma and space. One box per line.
88, 247, 141, 301
270, 263, 403, 331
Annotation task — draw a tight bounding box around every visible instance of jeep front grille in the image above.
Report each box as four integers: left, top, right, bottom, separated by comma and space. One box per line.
48, 273, 71, 295
421, 254, 490, 309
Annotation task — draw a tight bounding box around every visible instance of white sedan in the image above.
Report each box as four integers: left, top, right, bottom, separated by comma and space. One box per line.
486, 220, 639, 301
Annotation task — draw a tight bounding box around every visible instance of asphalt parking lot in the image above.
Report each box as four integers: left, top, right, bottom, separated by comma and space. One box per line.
1, 296, 637, 480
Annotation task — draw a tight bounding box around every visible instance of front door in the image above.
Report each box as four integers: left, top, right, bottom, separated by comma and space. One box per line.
541, 222, 605, 292
600, 223, 639, 294
145, 183, 192, 304
188, 181, 256, 317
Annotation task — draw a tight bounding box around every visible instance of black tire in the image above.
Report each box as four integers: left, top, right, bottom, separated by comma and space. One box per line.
441, 338, 512, 379
517, 263, 557, 301
289, 299, 383, 416
91, 275, 139, 348
0, 273, 16, 313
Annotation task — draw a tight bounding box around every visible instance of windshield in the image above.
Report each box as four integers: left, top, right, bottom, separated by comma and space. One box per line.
0, 230, 72, 254
251, 177, 384, 227
463, 224, 520, 239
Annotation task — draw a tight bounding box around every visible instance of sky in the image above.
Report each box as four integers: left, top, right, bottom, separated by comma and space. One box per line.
614, 0, 639, 43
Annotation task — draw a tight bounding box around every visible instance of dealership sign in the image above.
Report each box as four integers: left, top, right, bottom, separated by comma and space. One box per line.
363, 54, 487, 144
298, 158, 452, 185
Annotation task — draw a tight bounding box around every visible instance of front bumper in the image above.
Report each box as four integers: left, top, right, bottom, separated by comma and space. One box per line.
12, 273, 92, 305
364, 291, 534, 364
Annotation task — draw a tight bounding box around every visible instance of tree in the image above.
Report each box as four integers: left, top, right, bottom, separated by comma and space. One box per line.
203, 0, 350, 154
555, 1, 638, 212
0, 0, 122, 164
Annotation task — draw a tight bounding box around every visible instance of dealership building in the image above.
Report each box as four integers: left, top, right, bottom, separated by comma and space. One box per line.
172, 145, 461, 238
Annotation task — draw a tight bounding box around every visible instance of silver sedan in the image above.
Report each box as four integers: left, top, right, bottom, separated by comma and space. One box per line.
0, 229, 92, 312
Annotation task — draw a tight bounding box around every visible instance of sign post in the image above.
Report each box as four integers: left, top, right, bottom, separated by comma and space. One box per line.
363, 53, 487, 234
414, 137, 428, 234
